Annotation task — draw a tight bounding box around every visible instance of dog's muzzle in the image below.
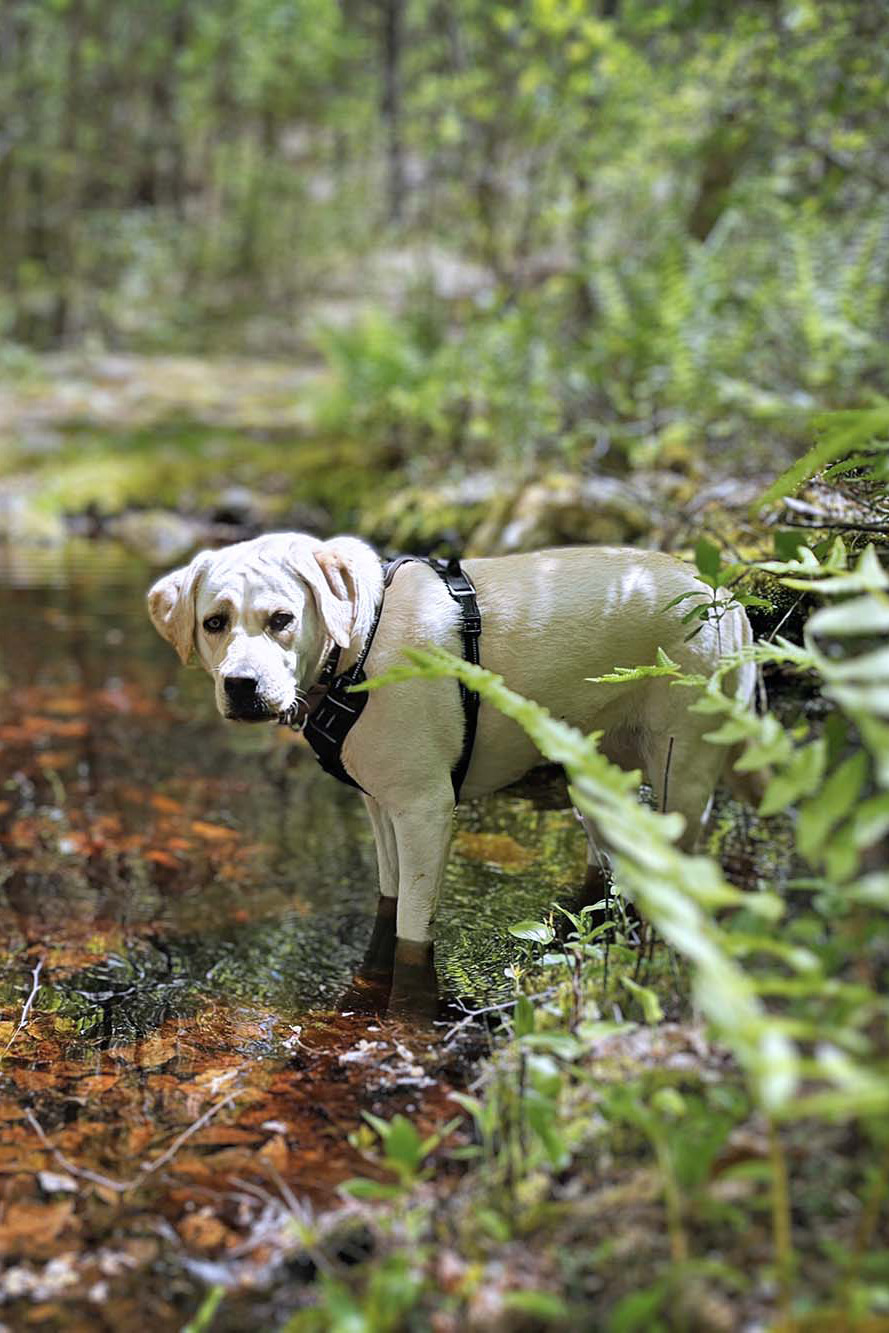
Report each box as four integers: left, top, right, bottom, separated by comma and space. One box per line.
223, 675, 277, 722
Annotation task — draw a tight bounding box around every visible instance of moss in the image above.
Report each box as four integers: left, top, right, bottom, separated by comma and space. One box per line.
6, 424, 396, 533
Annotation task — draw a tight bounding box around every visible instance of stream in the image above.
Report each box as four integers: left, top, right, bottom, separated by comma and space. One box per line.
0, 539, 585, 1327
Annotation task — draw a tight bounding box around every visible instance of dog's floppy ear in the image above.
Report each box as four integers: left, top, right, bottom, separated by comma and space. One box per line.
146, 553, 210, 665
296, 537, 375, 650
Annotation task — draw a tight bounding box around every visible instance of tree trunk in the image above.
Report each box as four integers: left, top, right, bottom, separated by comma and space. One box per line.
380, 0, 405, 224
52, 0, 87, 343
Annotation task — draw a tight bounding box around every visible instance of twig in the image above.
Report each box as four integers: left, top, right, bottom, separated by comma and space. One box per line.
262, 1160, 312, 1226
26, 1110, 134, 1193
139, 1090, 238, 1177
765, 592, 806, 645
661, 736, 674, 815
26, 1086, 240, 1193
779, 518, 889, 534
440, 989, 557, 1044
2, 958, 45, 1057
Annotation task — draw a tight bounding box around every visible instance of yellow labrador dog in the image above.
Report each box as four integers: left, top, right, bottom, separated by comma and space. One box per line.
148, 533, 757, 1011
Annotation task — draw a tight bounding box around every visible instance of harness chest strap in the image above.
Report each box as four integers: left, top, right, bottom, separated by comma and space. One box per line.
301, 556, 481, 803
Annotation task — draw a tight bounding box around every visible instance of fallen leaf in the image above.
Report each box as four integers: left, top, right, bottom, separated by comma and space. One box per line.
0, 1200, 76, 1257
145, 849, 182, 869
177, 1208, 235, 1252
0, 1145, 49, 1173
150, 794, 184, 814
7, 1068, 58, 1092
453, 831, 538, 871
257, 1134, 290, 1172
35, 751, 76, 770
78, 1074, 120, 1097
191, 1125, 263, 1147
134, 1034, 178, 1069
190, 820, 239, 842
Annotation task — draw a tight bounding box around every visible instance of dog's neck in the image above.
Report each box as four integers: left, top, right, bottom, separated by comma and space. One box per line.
340, 551, 385, 675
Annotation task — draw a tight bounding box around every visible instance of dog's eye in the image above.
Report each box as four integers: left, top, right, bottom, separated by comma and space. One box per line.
269, 611, 294, 633
203, 614, 227, 634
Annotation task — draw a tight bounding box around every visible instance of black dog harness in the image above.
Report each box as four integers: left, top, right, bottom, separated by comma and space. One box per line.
299, 556, 481, 803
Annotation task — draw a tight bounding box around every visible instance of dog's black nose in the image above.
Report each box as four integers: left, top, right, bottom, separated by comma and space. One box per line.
224, 675, 259, 706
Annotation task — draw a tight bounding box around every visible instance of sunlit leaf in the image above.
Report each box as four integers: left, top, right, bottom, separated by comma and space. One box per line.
759, 740, 826, 816
620, 976, 664, 1024
338, 1178, 403, 1201
509, 920, 555, 944
695, 536, 722, 579
502, 1290, 571, 1320
797, 751, 869, 860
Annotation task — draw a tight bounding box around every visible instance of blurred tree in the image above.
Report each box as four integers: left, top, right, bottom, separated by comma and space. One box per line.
0, 0, 885, 479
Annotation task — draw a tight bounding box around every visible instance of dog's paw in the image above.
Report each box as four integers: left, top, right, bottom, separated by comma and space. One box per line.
388, 942, 440, 1022
337, 969, 393, 1016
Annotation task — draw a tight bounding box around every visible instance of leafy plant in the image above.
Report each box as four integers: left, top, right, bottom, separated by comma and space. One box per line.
341, 1112, 460, 1201
354, 516, 889, 1321
662, 536, 771, 643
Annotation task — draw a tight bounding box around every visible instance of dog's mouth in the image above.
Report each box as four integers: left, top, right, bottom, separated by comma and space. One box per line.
224, 702, 280, 723
277, 695, 309, 732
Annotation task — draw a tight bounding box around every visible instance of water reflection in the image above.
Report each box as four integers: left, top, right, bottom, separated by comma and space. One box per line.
0, 539, 583, 1046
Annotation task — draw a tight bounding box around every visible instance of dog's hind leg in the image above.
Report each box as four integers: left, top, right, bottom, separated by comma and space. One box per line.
567, 729, 645, 934
576, 811, 611, 908
641, 729, 724, 852
571, 811, 642, 939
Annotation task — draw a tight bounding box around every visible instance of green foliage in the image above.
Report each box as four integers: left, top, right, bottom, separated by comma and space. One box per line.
315, 203, 889, 466
316, 301, 565, 462
284, 1255, 424, 1333
660, 537, 772, 643
341, 1112, 461, 1199
349, 486, 888, 1320
753, 404, 889, 512
4, 0, 887, 480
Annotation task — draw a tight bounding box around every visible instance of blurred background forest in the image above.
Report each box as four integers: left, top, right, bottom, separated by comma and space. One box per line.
1, 0, 888, 510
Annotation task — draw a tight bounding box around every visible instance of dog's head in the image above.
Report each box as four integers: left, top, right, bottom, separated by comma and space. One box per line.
146, 533, 380, 722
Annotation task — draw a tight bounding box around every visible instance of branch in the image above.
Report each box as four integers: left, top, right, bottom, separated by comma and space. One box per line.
2, 958, 44, 1057
26, 1086, 240, 1194
780, 519, 889, 534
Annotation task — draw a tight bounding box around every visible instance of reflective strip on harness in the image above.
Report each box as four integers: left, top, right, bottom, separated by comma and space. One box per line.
302, 555, 481, 802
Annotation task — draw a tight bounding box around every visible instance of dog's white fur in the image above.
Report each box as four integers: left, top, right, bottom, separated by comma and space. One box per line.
148, 533, 756, 948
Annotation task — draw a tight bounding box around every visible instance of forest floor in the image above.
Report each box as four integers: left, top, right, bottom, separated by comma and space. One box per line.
0, 351, 804, 565
0, 356, 886, 1331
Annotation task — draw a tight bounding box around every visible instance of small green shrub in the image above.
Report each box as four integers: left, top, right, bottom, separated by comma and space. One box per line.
338, 422, 889, 1327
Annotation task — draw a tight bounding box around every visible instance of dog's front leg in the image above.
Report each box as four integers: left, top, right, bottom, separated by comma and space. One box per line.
339, 796, 399, 1013
388, 794, 454, 1018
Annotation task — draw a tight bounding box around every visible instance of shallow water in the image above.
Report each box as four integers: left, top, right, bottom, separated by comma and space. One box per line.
0, 540, 584, 1327
0, 541, 585, 1030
